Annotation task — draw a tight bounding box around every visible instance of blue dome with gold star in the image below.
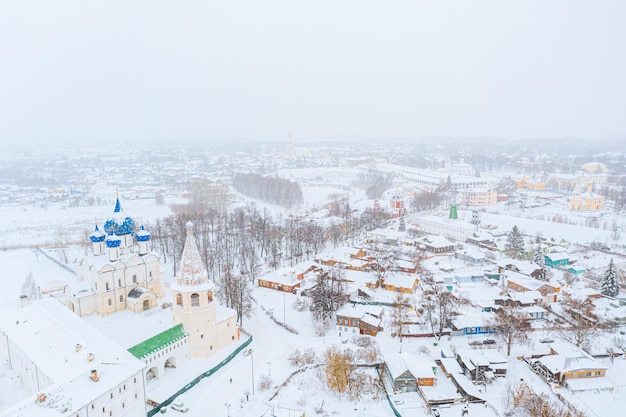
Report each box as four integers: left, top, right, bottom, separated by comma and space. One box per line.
103, 197, 136, 236
105, 232, 122, 248
136, 225, 151, 242
89, 225, 105, 243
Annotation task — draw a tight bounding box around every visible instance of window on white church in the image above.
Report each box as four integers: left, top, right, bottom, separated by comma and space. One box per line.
208, 292, 213, 302
106, 282, 110, 291
119, 295, 123, 303
191, 293, 200, 306
108, 299, 112, 306
118, 279, 121, 287
176, 293, 183, 306
133, 275, 137, 283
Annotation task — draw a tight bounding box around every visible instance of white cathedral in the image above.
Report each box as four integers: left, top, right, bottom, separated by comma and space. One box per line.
65, 197, 165, 316
0, 197, 240, 417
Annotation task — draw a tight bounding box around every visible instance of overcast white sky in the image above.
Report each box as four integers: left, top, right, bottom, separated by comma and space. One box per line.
1, 1, 625, 146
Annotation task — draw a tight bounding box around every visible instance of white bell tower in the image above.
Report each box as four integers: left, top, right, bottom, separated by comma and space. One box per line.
171, 222, 217, 358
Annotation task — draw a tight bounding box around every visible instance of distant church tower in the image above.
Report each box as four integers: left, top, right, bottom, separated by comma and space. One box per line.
172, 222, 218, 358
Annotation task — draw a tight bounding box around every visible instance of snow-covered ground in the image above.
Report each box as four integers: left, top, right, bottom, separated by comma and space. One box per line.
3, 246, 626, 417
3, 171, 626, 416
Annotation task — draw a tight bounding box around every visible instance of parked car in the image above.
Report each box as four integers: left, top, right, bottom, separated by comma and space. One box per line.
483, 339, 496, 345
540, 337, 554, 343
171, 403, 189, 413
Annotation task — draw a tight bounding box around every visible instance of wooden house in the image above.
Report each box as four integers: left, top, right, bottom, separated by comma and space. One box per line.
385, 352, 438, 392
450, 313, 496, 336
382, 273, 419, 293
505, 273, 558, 303
335, 304, 384, 336
257, 267, 303, 293
497, 258, 544, 280
534, 343, 608, 386
396, 259, 418, 274
347, 247, 367, 260
455, 349, 508, 381
417, 235, 455, 254
544, 253, 569, 268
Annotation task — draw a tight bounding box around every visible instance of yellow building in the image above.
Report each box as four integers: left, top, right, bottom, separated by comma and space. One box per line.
515, 177, 546, 191
548, 173, 608, 191
462, 187, 497, 206
581, 162, 607, 173
570, 182, 605, 211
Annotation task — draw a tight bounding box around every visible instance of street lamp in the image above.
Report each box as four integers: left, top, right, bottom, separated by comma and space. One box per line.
225, 403, 231, 417
243, 348, 255, 395
267, 361, 272, 378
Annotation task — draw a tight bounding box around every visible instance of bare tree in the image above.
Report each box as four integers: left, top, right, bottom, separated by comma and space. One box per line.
22, 272, 38, 300
487, 307, 530, 356
559, 294, 602, 349
215, 269, 255, 327
390, 293, 412, 343
368, 244, 398, 288
55, 226, 70, 264
504, 381, 586, 417
420, 277, 458, 341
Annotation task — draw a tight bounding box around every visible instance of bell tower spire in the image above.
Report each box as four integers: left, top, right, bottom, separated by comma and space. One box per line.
171, 221, 217, 358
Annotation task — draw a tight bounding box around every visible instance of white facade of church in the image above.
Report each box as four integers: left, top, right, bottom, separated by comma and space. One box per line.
64, 197, 165, 317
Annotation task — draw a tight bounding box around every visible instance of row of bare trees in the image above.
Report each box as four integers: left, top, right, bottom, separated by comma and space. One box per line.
232, 172, 304, 208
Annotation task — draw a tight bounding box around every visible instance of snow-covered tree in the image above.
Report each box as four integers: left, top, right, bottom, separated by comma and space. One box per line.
532, 234, 544, 267
21, 272, 38, 300
215, 269, 255, 326
559, 293, 602, 349
310, 268, 346, 321
505, 225, 525, 259
390, 293, 412, 341
532, 238, 547, 281
601, 258, 620, 298
486, 307, 530, 356
368, 244, 398, 288
419, 277, 458, 341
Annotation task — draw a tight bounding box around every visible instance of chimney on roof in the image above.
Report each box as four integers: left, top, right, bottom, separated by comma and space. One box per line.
90, 369, 99, 382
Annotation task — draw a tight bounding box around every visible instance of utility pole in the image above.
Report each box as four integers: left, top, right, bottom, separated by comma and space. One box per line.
244, 348, 255, 395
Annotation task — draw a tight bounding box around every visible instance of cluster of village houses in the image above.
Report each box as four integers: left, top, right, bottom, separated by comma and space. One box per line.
256, 203, 626, 407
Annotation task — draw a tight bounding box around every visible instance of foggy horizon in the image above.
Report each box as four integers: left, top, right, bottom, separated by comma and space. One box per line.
1, 1, 625, 147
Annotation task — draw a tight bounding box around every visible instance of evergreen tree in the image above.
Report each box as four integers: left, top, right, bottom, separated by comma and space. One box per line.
601, 258, 620, 297
505, 225, 525, 259
310, 268, 346, 321
533, 234, 544, 267
532, 237, 547, 280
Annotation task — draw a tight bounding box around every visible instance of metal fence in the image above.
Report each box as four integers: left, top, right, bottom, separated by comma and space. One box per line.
147, 336, 253, 416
